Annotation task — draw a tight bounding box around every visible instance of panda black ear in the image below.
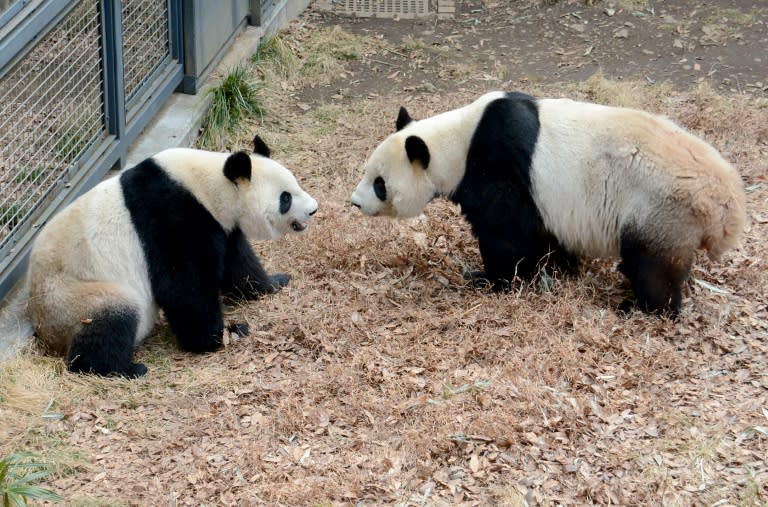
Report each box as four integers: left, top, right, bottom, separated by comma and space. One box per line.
396, 106, 413, 131
224, 151, 252, 183
405, 135, 430, 170
252, 135, 271, 158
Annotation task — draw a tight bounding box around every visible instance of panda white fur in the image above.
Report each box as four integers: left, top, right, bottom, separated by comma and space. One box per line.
27, 136, 318, 377
351, 91, 746, 315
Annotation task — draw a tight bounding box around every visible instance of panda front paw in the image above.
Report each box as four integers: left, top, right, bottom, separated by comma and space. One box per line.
125, 363, 148, 378
463, 271, 510, 292
181, 336, 224, 354
269, 273, 291, 292
227, 321, 250, 337
464, 270, 490, 284
617, 298, 637, 316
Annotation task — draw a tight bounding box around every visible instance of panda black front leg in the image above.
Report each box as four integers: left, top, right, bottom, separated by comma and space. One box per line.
473, 228, 555, 289
163, 297, 225, 353
222, 228, 291, 300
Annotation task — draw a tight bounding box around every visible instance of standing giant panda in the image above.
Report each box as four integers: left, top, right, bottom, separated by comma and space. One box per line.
27, 136, 318, 377
351, 92, 746, 315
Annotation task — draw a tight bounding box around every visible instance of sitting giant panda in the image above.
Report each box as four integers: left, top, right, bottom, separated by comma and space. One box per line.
351, 92, 746, 315
27, 136, 318, 377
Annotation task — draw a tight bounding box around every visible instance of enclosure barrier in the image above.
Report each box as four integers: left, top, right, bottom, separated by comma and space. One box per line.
0, 0, 280, 301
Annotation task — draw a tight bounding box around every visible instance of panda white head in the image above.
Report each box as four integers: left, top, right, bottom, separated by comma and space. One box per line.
225, 136, 318, 240
351, 107, 438, 218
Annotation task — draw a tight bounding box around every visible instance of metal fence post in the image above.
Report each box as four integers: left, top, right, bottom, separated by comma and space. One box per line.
101, 0, 126, 149
249, 0, 261, 26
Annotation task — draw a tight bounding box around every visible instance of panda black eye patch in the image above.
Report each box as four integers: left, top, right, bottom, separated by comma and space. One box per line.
373, 176, 386, 202
279, 191, 292, 214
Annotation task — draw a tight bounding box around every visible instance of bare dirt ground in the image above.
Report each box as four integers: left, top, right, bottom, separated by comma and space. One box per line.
1, 1, 767, 505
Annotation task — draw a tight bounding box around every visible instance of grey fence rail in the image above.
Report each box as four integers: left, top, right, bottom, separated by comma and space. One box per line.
0, 0, 275, 300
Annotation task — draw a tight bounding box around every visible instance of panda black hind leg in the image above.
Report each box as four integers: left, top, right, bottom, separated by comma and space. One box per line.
31, 280, 147, 378
221, 227, 291, 301
67, 305, 147, 378
618, 228, 693, 317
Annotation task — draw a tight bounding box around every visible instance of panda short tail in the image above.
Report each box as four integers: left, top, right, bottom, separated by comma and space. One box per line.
698, 187, 747, 261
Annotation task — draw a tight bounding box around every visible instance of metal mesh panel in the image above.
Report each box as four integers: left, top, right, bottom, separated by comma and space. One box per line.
121, 0, 170, 109
319, 0, 432, 18
0, 0, 105, 252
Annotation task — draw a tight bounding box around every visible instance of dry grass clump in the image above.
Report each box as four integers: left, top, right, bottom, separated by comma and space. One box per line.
253, 27, 377, 90
1, 19, 767, 506
574, 70, 673, 109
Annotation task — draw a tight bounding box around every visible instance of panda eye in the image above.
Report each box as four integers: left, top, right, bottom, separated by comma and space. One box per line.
279, 191, 292, 214
373, 176, 386, 202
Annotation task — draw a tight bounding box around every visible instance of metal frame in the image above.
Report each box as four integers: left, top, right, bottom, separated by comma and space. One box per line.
0, 0, 28, 29
179, 0, 251, 94
0, 1, 73, 74
0, 0, 184, 299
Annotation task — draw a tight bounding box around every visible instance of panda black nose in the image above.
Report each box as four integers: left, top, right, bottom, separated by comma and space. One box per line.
351, 202, 361, 209
309, 207, 318, 216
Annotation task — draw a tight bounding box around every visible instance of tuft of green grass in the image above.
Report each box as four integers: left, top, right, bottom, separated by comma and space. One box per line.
0, 451, 64, 506
12, 167, 46, 188
705, 7, 759, 26
0, 203, 25, 229
54, 129, 90, 163
299, 26, 366, 84
312, 105, 344, 135
199, 65, 264, 149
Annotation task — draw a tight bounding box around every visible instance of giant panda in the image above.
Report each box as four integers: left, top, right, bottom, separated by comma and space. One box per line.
27, 136, 318, 377
351, 91, 746, 315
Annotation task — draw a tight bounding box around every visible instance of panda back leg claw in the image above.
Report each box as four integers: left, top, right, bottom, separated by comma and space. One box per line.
464, 270, 492, 288
125, 363, 148, 378
464, 270, 510, 291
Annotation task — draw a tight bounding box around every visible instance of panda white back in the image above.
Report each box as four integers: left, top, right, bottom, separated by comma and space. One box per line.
529, 99, 648, 257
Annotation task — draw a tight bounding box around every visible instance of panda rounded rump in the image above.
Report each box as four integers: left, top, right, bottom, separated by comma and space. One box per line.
28, 176, 155, 374
531, 99, 743, 262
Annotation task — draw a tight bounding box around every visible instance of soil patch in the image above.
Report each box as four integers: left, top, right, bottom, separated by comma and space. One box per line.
302, 0, 767, 104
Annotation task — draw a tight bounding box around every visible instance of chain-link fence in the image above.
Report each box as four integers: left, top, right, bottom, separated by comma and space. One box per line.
122, 0, 171, 111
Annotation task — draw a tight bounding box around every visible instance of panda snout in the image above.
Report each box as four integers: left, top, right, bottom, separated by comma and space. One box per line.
350, 201, 361, 209
309, 207, 318, 216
